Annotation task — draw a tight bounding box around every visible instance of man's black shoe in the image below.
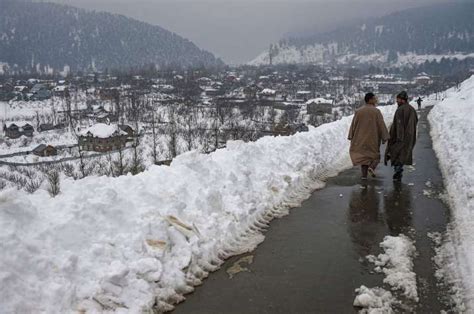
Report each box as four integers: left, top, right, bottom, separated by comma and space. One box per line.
393, 172, 402, 181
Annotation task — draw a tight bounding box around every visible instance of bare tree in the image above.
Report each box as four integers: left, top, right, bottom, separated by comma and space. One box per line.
35, 111, 41, 130
182, 109, 195, 152
150, 112, 160, 164
129, 92, 144, 175
46, 170, 61, 197
165, 105, 178, 159
113, 146, 127, 176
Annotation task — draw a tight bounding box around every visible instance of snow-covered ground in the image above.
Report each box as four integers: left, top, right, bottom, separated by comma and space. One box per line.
0, 105, 396, 312
428, 75, 474, 310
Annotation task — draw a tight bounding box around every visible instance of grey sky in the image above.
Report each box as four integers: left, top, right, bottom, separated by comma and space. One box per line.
51, 0, 449, 64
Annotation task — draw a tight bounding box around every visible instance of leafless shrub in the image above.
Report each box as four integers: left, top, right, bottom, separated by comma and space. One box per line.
25, 178, 43, 193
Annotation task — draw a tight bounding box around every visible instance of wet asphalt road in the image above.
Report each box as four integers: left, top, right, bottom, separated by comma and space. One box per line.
176, 108, 451, 313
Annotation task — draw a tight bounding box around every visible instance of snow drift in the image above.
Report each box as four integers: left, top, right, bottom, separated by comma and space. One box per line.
0, 106, 396, 312
428, 75, 474, 310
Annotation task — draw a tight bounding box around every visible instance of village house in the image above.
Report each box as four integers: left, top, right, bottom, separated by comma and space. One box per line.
99, 88, 120, 101
259, 88, 277, 100
3, 122, 34, 139
52, 85, 69, 98
32, 144, 58, 157
79, 123, 128, 152
415, 73, 433, 85
38, 123, 55, 132
118, 125, 135, 138
306, 98, 333, 115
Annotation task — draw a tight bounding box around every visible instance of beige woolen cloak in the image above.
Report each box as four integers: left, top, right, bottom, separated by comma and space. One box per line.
348, 105, 390, 166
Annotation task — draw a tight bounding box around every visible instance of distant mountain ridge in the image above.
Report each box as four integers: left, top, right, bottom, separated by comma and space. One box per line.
0, 0, 224, 75
250, 2, 474, 67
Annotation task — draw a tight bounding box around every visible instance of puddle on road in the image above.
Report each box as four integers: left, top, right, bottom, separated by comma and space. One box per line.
226, 255, 254, 279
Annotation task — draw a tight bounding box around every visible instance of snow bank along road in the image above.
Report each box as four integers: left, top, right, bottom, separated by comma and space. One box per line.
429, 75, 474, 310
0, 102, 396, 312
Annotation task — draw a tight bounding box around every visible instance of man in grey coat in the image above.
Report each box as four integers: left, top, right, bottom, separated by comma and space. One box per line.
384, 91, 418, 181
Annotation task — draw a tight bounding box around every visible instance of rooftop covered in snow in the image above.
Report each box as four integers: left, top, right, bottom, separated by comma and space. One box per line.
80, 123, 126, 138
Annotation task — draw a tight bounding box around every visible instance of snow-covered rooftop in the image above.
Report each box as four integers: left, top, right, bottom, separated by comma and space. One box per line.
305, 98, 332, 105
81, 124, 126, 138
5, 121, 33, 128
260, 88, 276, 96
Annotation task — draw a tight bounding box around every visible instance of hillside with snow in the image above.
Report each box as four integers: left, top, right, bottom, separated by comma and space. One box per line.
250, 2, 474, 67
0, 1, 223, 74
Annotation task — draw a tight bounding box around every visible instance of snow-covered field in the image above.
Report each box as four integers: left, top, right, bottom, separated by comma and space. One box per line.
428, 75, 474, 310
0, 104, 396, 312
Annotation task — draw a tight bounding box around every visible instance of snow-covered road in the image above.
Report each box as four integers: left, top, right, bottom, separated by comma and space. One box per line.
176, 107, 453, 313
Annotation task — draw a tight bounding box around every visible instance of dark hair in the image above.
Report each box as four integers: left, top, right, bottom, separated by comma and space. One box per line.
365, 92, 375, 103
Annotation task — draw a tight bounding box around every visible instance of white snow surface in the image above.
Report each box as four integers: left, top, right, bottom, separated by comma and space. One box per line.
0, 106, 396, 313
354, 285, 397, 313
428, 75, 474, 310
366, 235, 418, 302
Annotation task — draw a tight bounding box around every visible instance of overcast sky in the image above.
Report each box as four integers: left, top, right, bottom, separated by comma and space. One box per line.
50, 0, 449, 64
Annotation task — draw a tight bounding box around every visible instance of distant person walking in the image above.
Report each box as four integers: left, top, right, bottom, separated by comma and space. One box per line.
416, 97, 423, 110
385, 91, 418, 181
348, 93, 390, 179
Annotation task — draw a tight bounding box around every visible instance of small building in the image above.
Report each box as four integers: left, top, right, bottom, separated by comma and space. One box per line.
32, 144, 58, 157
99, 88, 120, 100
52, 85, 69, 97
204, 88, 221, 97
306, 98, 333, 115
259, 88, 277, 101
38, 123, 55, 132
79, 123, 128, 152
414, 75, 432, 85
31, 89, 52, 100
3, 122, 34, 139
118, 125, 135, 138
296, 91, 312, 101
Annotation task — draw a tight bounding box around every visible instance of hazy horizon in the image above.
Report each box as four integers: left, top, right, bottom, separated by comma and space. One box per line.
48, 0, 450, 64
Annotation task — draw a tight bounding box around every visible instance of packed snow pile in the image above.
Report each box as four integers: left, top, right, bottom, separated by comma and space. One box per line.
353, 285, 397, 313
0, 106, 396, 313
366, 235, 418, 301
428, 75, 474, 310
355, 235, 417, 313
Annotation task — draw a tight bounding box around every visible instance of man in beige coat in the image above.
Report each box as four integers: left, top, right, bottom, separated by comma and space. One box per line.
348, 93, 390, 179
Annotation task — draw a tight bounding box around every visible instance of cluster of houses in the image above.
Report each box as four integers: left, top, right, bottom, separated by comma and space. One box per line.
3, 121, 35, 139
2, 119, 135, 159
0, 67, 441, 110
3, 121, 66, 139
0, 79, 71, 101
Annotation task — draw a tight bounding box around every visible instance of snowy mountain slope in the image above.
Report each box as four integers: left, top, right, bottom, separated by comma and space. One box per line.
429, 75, 474, 310
250, 2, 474, 66
0, 1, 223, 74
0, 104, 396, 312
